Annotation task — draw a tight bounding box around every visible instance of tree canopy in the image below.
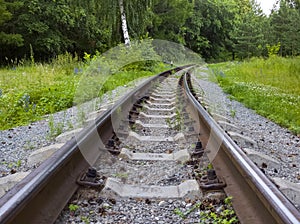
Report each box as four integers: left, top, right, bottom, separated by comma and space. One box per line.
0, 0, 299, 63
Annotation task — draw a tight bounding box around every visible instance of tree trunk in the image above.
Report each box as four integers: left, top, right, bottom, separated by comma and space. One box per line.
119, 0, 131, 46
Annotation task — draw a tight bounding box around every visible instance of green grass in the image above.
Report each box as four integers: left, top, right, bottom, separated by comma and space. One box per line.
0, 54, 168, 130
0, 54, 81, 130
209, 56, 300, 135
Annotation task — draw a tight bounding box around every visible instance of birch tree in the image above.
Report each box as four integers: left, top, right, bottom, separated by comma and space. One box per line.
119, 0, 130, 46
99, 0, 153, 46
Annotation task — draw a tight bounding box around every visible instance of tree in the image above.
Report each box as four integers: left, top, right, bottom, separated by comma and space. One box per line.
232, 0, 266, 59
184, 0, 237, 61
119, 0, 130, 46
1, 0, 299, 63
0, 0, 23, 55
183, 0, 208, 52
270, 0, 300, 56
150, 0, 192, 44
1, 0, 113, 61
96, 0, 154, 45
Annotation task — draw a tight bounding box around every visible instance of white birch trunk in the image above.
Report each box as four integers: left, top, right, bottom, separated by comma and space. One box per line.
119, 0, 131, 46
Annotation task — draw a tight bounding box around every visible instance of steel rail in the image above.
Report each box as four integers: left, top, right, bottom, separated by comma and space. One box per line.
1, 65, 299, 224
183, 72, 300, 224
0, 66, 190, 224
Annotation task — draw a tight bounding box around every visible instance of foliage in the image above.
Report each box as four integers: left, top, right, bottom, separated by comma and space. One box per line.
0, 0, 299, 62
209, 56, 300, 134
0, 0, 108, 62
173, 197, 238, 223
187, 0, 237, 61
0, 54, 80, 130
174, 203, 201, 219
199, 197, 238, 224
5, 159, 22, 169
269, 0, 300, 56
47, 115, 64, 139
0, 51, 167, 130
68, 204, 79, 212
0, 0, 24, 47
74, 39, 162, 104
151, 0, 193, 43
232, 0, 267, 59
266, 42, 281, 57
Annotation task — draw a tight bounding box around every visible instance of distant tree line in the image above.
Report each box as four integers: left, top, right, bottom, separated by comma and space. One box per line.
0, 0, 299, 63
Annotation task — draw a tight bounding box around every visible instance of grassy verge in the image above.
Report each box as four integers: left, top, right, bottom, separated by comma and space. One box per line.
208, 56, 300, 135
0, 54, 168, 130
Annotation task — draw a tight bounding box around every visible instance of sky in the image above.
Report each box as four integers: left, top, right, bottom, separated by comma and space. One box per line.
256, 0, 277, 15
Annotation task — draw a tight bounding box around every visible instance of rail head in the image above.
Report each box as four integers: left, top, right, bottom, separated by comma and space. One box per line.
183, 71, 300, 224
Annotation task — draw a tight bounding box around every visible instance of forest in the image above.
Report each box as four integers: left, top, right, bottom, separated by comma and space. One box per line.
0, 0, 300, 63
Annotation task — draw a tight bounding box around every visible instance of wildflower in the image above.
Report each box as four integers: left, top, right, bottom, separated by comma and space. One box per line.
74, 68, 79, 74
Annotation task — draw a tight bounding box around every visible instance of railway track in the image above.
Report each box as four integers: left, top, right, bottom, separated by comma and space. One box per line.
0, 66, 299, 223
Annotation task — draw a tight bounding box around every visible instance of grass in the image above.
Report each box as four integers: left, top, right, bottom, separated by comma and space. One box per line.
0, 53, 168, 130
173, 196, 238, 223
208, 56, 300, 134
0, 54, 80, 130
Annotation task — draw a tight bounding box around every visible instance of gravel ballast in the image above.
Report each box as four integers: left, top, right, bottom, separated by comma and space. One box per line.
0, 66, 299, 222
0, 77, 151, 178
192, 67, 300, 184
55, 75, 235, 223
191, 67, 300, 209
